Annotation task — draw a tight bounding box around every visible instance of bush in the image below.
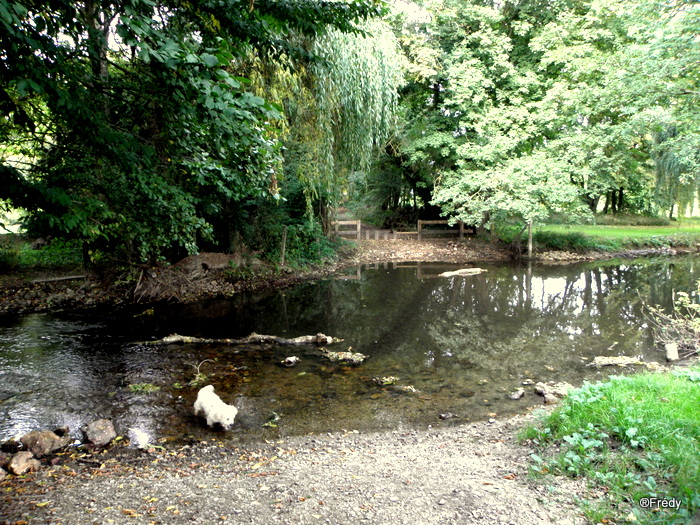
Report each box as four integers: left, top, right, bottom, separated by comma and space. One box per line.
253, 217, 342, 268
530, 230, 618, 252
19, 239, 84, 268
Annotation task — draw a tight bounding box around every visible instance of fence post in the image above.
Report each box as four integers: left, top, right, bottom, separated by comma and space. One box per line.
280, 225, 287, 266
356, 220, 361, 239
459, 221, 464, 239
418, 220, 423, 241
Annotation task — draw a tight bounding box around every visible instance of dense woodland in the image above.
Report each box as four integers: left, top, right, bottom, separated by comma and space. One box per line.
1, 0, 699, 264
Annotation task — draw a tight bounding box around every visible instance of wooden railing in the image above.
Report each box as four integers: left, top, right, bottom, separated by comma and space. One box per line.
331, 219, 475, 240
333, 220, 361, 238
417, 220, 474, 240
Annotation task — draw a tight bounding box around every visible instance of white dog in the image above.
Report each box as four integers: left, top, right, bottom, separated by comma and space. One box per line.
193, 385, 238, 430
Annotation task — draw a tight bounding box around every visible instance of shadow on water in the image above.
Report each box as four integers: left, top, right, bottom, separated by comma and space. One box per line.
1, 257, 699, 446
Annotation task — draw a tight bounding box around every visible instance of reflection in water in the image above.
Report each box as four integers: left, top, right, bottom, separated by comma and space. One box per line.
0, 257, 698, 443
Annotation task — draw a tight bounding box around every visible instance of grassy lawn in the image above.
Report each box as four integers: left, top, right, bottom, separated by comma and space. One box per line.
528, 221, 700, 252
539, 223, 700, 239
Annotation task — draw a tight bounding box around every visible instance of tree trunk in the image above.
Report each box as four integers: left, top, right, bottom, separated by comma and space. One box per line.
82, 1, 113, 118
610, 189, 618, 214
617, 187, 624, 212
432, 82, 441, 110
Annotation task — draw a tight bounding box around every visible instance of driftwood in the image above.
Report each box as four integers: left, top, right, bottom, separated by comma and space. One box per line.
137, 332, 341, 346
438, 268, 486, 278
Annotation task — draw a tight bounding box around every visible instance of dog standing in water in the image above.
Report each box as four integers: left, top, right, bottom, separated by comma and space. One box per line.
193, 385, 238, 430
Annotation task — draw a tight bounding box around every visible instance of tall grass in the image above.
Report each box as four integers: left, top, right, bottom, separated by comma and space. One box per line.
522, 370, 700, 523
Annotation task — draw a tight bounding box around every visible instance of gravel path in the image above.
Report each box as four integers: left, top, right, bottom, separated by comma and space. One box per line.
1, 416, 588, 525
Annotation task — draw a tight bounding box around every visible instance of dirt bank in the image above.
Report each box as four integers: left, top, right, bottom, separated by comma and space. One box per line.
0, 414, 589, 525
0, 238, 512, 315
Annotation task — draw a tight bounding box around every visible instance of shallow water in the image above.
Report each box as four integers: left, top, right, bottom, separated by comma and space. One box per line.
1, 257, 698, 446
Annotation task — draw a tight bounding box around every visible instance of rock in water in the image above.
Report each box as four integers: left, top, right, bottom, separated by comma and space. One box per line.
282, 356, 301, 367
82, 419, 117, 447
322, 350, 368, 364
20, 430, 72, 457
508, 388, 525, 400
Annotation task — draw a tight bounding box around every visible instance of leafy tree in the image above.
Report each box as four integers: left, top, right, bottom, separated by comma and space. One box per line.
0, 0, 384, 262
386, 0, 700, 231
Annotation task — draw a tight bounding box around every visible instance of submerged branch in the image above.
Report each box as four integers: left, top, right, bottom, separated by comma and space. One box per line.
135, 332, 342, 346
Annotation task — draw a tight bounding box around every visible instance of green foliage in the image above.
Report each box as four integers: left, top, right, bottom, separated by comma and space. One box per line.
531, 231, 601, 252
17, 239, 83, 268
0, 0, 388, 263
378, 0, 700, 234
266, 220, 343, 267
0, 237, 19, 272
524, 371, 700, 523
0, 236, 82, 272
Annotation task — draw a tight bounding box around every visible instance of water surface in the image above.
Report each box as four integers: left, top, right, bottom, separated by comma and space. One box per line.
1, 257, 697, 446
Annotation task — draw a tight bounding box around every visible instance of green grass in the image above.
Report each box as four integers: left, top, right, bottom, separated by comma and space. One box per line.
540, 224, 700, 238
533, 222, 700, 252
521, 369, 700, 524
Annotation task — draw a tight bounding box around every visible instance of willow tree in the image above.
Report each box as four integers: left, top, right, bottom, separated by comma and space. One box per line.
306, 20, 403, 228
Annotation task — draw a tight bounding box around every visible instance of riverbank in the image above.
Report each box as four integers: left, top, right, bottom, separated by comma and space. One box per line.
0, 238, 511, 315
0, 412, 589, 525
0, 237, 693, 316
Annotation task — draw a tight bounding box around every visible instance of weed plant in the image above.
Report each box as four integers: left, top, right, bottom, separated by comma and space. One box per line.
522, 370, 700, 524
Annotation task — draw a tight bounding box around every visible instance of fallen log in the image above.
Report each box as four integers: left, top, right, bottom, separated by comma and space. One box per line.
136, 332, 341, 346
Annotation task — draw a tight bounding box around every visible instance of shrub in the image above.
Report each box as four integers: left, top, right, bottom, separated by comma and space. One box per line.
0, 240, 20, 272
532, 230, 599, 252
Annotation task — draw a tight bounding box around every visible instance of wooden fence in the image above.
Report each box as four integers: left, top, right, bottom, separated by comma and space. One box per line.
331, 220, 475, 240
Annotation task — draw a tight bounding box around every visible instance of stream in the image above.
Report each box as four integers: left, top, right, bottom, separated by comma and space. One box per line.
1, 257, 698, 447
